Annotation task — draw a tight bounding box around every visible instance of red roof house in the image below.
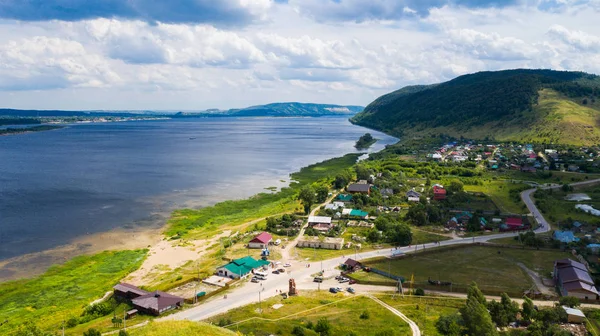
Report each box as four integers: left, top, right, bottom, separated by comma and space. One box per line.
248, 232, 273, 249
505, 217, 523, 227
433, 186, 447, 200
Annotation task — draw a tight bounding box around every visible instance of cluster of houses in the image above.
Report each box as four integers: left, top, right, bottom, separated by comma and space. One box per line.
427, 140, 598, 173
445, 212, 527, 232
406, 184, 447, 202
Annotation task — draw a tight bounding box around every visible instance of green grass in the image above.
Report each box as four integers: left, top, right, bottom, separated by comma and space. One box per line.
362, 245, 571, 297
463, 181, 529, 214
166, 154, 361, 239
0, 249, 147, 335
208, 291, 411, 336
375, 294, 464, 336
533, 184, 600, 224
129, 321, 237, 336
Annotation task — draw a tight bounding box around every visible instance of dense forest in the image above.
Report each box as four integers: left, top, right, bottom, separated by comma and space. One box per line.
351, 69, 600, 143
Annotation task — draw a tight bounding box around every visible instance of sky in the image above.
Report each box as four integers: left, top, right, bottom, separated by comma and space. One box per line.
0, 0, 599, 110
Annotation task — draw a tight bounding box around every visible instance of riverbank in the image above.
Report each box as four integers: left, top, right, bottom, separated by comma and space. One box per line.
0, 151, 369, 335
0, 125, 64, 136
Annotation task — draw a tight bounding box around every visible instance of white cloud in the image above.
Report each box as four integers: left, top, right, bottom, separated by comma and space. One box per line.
547, 24, 600, 52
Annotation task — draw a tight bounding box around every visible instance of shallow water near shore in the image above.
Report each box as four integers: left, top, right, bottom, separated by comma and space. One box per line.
0, 116, 396, 279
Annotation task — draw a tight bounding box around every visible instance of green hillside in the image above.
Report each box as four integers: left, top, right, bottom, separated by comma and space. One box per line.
351, 69, 600, 145
129, 321, 238, 336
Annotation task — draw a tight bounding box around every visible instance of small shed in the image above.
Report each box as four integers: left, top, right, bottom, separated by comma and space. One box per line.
343, 258, 363, 272
563, 306, 586, 323
248, 232, 273, 249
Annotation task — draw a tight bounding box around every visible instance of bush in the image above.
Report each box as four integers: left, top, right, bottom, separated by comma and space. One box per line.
415, 288, 425, 296
314, 318, 331, 336
306, 321, 314, 330
83, 329, 102, 336
118, 330, 129, 336
292, 326, 306, 336
65, 316, 79, 328
360, 310, 370, 319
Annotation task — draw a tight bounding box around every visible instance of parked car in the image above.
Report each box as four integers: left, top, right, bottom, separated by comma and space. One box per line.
335, 287, 343, 292
329, 287, 339, 293
251, 277, 259, 283
313, 277, 323, 283
284, 263, 292, 267
335, 275, 343, 280
338, 278, 350, 283
272, 270, 280, 274
278, 268, 286, 273
349, 279, 357, 285
347, 287, 355, 293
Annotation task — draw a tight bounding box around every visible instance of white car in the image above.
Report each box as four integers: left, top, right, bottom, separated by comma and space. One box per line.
284, 263, 292, 267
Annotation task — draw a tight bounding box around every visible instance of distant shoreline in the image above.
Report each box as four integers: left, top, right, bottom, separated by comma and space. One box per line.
0, 125, 64, 136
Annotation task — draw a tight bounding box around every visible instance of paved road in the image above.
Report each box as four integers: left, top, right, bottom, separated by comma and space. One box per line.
163, 178, 600, 323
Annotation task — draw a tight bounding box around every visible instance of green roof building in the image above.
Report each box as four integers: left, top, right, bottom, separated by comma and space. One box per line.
216, 256, 270, 279
349, 209, 369, 218
337, 194, 353, 202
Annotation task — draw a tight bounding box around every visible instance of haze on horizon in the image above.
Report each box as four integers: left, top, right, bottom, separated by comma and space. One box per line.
0, 0, 598, 110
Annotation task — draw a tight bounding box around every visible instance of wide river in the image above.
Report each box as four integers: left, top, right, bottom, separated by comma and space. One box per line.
0, 117, 396, 261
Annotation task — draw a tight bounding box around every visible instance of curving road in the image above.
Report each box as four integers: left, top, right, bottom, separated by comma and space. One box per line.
162, 178, 600, 325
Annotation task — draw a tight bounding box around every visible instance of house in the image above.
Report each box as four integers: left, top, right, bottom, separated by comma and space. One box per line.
510, 164, 520, 170
587, 243, 600, 253
337, 194, 353, 202
521, 166, 537, 173
505, 217, 523, 229
568, 164, 580, 172
312, 223, 332, 232
349, 209, 369, 218
430, 153, 443, 161
433, 186, 446, 201
324, 202, 345, 211
553, 230, 580, 243
456, 211, 473, 224
131, 291, 184, 316
554, 259, 599, 300
248, 232, 273, 249
572, 221, 583, 233
112, 283, 184, 316
216, 256, 270, 279
343, 258, 362, 272
563, 306, 586, 323
114, 283, 150, 301
406, 190, 421, 202
446, 217, 459, 229
380, 188, 394, 197
347, 183, 371, 194
308, 216, 332, 226
297, 237, 345, 250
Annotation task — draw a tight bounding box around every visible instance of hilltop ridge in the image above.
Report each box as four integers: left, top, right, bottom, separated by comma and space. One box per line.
351, 69, 600, 145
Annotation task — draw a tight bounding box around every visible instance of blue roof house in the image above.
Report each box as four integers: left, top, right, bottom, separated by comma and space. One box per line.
553, 230, 580, 244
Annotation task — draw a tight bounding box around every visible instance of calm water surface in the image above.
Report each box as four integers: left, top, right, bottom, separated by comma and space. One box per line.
0, 117, 396, 261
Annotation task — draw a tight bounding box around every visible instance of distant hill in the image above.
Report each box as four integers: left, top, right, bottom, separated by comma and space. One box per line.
0, 102, 363, 119
351, 69, 600, 145
176, 102, 363, 117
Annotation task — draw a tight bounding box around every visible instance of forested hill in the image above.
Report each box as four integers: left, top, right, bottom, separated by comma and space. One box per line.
351, 69, 600, 145
176, 102, 363, 117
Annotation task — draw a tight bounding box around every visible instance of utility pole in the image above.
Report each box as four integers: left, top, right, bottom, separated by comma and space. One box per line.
123, 309, 126, 329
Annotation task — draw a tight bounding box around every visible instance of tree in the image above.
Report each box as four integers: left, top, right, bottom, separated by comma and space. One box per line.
83, 329, 102, 336
435, 313, 463, 336
334, 170, 353, 189
298, 186, 316, 214
291, 326, 306, 336
561, 183, 572, 192
522, 297, 535, 322
559, 296, 580, 308
447, 180, 464, 193
315, 185, 329, 203
500, 293, 519, 323
375, 216, 393, 232
460, 294, 497, 335
466, 215, 482, 232
355, 164, 371, 181
388, 223, 412, 246
367, 229, 381, 243
314, 318, 331, 336
466, 282, 486, 305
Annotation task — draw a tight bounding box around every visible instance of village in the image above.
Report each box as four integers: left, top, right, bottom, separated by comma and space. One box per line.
25, 137, 600, 336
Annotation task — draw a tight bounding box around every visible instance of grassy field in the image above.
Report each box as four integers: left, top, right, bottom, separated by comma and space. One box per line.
166, 154, 362, 239
129, 321, 237, 336
208, 291, 411, 336
375, 294, 464, 336
533, 184, 600, 224
362, 245, 572, 297
0, 250, 147, 335
463, 180, 529, 214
